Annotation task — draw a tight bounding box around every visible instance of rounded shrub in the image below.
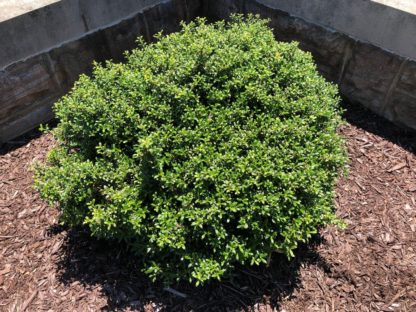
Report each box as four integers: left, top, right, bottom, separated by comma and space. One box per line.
35, 15, 347, 285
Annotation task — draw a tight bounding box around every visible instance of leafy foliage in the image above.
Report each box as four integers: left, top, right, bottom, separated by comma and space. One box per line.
34, 15, 347, 285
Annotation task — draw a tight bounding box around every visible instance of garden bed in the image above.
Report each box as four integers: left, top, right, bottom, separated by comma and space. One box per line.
0, 101, 415, 311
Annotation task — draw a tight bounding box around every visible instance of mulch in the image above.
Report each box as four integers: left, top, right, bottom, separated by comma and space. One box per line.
0, 101, 415, 311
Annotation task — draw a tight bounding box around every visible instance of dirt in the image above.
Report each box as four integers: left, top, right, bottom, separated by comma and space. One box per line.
1, 101, 415, 311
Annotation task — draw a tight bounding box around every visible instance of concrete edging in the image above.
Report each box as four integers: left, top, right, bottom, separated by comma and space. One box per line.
1, 0, 415, 143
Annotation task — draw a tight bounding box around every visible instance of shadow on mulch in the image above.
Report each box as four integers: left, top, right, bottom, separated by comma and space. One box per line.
50, 225, 330, 311
341, 100, 416, 154
0, 128, 43, 156
0, 120, 57, 156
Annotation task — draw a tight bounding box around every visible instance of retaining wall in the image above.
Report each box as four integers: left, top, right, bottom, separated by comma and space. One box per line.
1, 0, 416, 143
0, 0, 203, 143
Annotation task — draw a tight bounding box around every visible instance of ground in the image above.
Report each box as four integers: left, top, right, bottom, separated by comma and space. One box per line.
0, 102, 415, 311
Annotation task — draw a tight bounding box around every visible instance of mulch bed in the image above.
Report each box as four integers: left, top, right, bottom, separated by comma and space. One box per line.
1, 101, 415, 311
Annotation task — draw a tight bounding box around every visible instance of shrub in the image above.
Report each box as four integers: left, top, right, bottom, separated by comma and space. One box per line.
34, 15, 347, 285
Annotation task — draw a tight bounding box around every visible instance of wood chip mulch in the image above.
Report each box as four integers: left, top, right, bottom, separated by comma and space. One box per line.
1, 102, 415, 312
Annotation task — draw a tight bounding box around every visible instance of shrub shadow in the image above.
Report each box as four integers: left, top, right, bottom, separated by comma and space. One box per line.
341, 100, 416, 155
53, 226, 330, 311
0, 127, 43, 156
0, 120, 57, 156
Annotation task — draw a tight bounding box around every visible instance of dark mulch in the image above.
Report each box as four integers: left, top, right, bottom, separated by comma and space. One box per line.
1, 102, 415, 311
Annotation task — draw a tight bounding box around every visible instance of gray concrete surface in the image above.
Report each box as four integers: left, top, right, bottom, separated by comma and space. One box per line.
373, 0, 416, 13
0, 0, 59, 22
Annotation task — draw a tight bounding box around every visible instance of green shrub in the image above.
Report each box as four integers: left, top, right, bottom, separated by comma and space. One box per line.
34, 15, 347, 285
